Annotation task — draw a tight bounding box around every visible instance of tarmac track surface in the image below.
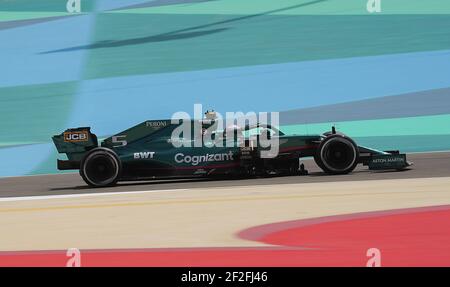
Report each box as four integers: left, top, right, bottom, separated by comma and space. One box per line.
0, 152, 449, 197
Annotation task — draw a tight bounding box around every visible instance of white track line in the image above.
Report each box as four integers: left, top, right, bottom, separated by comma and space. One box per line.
0, 189, 189, 202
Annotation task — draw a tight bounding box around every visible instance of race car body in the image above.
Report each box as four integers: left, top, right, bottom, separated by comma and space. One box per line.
52, 118, 411, 187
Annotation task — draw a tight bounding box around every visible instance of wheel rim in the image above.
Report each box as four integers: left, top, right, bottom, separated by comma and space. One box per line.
321, 138, 356, 172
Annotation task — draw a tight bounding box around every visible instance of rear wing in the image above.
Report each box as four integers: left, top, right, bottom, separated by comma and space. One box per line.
52, 127, 98, 170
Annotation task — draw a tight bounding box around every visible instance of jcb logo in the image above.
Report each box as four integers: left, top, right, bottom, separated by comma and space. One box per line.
64, 131, 88, 142
134, 152, 155, 159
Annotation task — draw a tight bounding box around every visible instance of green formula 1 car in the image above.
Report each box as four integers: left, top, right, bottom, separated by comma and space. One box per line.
52, 115, 411, 187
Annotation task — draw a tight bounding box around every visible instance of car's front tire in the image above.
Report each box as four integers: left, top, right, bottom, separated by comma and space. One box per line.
314, 134, 359, 175
80, 148, 121, 187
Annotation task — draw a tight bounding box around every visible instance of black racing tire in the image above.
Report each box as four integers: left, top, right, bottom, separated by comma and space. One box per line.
314, 134, 359, 175
80, 148, 121, 187
288, 159, 299, 175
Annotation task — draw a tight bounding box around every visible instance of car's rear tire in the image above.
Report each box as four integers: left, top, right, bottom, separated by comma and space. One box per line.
314, 135, 359, 175
80, 148, 121, 187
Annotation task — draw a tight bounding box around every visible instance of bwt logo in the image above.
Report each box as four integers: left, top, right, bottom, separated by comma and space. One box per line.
134, 152, 156, 159
66, 0, 81, 13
